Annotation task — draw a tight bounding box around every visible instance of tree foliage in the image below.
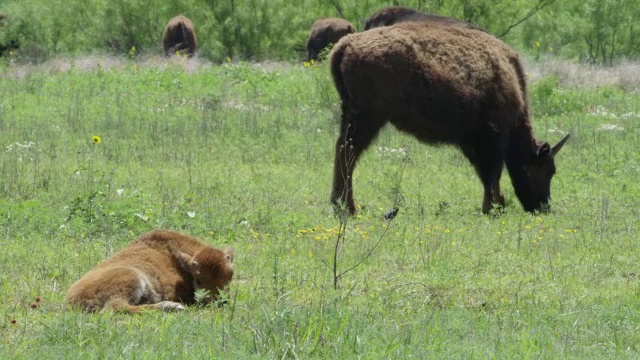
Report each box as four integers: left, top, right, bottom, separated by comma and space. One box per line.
0, 0, 639, 63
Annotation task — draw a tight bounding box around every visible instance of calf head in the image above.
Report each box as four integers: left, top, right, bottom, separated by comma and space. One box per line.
181, 247, 234, 304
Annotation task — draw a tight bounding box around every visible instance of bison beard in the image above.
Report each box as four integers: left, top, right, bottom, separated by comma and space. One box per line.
66, 230, 234, 314
330, 22, 569, 215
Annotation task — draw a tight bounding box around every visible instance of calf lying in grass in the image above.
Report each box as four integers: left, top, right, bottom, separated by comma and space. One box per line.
66, 230, 234, 314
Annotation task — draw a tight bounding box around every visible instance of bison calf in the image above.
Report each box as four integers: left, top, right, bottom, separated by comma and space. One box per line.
66, 230, 234, 313
364, 6, 484, 31
163, 15, 197, 57
306, 18, 355, 62
330, 22, 569, 215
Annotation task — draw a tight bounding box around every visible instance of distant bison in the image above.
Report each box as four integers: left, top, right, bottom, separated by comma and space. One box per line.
364, 6, 484, 31
306, 18, 355, 62
330, 22, 569, 214
163, 15, 197, 57
66, 230, 234, 313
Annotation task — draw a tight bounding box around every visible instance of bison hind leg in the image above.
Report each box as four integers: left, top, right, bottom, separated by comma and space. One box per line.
331, 107, 389, 215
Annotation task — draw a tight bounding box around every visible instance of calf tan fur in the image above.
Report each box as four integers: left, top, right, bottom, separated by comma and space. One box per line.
66, 230, 234, 313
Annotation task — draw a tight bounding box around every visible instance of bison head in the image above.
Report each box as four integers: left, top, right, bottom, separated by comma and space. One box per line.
508, 134, 570, 212
181, 247, 234, 304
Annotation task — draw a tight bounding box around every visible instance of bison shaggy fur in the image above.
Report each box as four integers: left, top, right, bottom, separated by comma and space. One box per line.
330, 22, 569, 214
307, 17, 355, 62
66, 230, 234, 313
364, 6, 484, 31
163, 15, 197, 57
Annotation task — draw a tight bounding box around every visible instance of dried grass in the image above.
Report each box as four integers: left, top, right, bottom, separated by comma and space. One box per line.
0, 54, 214, 79
526, 56, 640, 91
2, 53, 640, 92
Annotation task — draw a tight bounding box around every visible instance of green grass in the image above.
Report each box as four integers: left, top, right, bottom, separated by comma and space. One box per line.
0, 57, 639, 358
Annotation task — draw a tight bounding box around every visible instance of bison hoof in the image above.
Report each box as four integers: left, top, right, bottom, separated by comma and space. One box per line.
332, 203, 356, 217
331, 198, 357, 217
158, 301, 186, 312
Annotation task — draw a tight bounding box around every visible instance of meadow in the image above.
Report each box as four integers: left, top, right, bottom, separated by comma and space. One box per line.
0, 54, 639, 358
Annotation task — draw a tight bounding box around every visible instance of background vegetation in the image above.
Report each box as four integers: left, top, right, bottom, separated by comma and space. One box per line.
1, 0, 640, 64
0, 55, 638, 357
1, 0, 639, 357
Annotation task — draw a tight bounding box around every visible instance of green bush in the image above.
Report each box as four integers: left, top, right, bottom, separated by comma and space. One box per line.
1, 0, 640, 63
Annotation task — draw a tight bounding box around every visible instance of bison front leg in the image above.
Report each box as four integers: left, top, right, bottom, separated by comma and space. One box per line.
462, 139, 507, 214
479, 159, 507, 214
481, 178, 505, 214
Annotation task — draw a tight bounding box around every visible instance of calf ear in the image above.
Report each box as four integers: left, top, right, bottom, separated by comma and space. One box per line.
225, 247, 235, 263
178, 252, 198, 268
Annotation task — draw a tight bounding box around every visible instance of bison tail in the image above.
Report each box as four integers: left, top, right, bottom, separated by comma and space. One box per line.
330, 42, 349, 103
179, 22, 187, 43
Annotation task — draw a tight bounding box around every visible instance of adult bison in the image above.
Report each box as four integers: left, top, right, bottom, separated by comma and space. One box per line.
330, 22, 569, 214
66, 230, 234, 313
163, 15, 197, 57
306, 18, 355, 62
364, 6, 484, 31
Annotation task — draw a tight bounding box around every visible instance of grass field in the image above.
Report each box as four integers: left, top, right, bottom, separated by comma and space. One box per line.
0, 55, 639, 358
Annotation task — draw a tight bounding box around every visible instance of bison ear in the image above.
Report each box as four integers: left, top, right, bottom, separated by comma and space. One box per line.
536, 142, 551, 159
551, 133, 570, 157
179, 252, 198, 268
225, 247, 235, 263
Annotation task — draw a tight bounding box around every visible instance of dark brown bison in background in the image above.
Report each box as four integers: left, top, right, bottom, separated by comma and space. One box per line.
330, 22, 569, 214
66, 230, 234, 313
307, 18, 355, 62
163, 15, 197, 57
364, 6, 484, 31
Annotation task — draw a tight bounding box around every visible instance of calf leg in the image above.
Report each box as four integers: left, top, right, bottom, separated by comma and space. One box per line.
103, 298, 186, 314
331, 106, 386, 214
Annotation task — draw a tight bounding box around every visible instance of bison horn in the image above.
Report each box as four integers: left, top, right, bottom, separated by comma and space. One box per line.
551, 134, 570, 157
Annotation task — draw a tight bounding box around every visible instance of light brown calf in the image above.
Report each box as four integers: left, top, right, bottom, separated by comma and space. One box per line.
66, 230, 234, 313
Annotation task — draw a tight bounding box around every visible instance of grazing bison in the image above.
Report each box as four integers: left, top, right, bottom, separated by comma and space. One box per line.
66, 230, 234, 313
330, 22, 569, 214
307, 18, 356, 62
163, 15, 197, 57
364, 6, 484, 31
